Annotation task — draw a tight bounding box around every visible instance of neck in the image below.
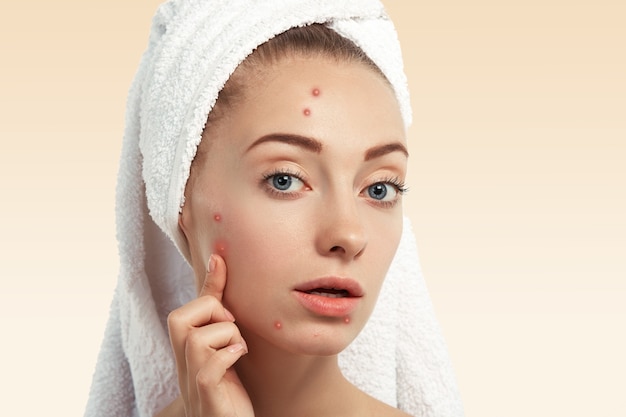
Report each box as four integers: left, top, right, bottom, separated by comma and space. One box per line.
234, 329, 364, 417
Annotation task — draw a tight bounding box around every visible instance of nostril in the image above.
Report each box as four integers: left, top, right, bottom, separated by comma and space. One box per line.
330, 246, 342, 253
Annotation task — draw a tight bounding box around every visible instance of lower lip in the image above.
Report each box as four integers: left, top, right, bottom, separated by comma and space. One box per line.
293, 291, 360, 317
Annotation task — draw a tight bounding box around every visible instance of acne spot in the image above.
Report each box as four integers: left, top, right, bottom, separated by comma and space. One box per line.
213, 239, 228, 257
312, 88, 320, 97
213, 213, 222, 222
274, 321, 282, 330
343, 316, 351, 324
303, 108, 311, 116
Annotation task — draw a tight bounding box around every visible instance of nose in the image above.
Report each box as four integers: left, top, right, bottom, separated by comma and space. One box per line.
316, 196, 367, 260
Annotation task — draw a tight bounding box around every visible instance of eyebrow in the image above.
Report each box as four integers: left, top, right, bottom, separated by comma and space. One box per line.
245, 133, 408, 160
245, 133, 323, 154
364, 142, 409, 161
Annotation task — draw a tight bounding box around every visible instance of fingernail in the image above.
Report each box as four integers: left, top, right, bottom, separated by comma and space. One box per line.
207, 254, 215, 273
240, 338, 248, 353
227, 343, 245, 354
223, 307, 236, 322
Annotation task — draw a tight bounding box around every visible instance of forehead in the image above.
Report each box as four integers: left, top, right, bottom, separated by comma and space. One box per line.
221, 57, 406, 154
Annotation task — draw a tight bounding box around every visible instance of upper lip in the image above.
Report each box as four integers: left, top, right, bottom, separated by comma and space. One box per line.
294, 276, 364, 297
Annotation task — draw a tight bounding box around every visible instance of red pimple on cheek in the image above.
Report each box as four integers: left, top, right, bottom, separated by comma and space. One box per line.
274, 321, 282, 330
213, 213, 222, 222
303, 108, 311, 116
312, 88, 320, 97
213, 239, 228, 257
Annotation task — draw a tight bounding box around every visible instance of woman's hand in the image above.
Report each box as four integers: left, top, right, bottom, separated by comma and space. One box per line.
165, 254, 253, 417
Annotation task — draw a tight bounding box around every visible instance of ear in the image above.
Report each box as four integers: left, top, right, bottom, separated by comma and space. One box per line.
177, 205, 209, 287
178, 210, 198, 269
178, 209, 192, 243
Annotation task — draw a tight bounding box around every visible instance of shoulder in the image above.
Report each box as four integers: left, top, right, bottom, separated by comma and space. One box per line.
366, 397, 413, 417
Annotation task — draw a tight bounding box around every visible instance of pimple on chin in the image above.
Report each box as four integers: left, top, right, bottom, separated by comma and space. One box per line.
274, 321, 283, 330
303, 108, 311, 116
311, 87, 320, 97
213, 213, 222, 222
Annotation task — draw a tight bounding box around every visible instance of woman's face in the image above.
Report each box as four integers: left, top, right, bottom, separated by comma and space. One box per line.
181, 56, 407, 355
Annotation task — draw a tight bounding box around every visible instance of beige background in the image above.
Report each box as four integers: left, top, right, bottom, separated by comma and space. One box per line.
1, 1, 624, 416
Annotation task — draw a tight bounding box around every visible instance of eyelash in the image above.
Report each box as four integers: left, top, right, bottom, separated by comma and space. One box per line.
367, 176, 409, 209
261, 168, 308, 199
260, 170, 409, 207
378, 176, 409, 194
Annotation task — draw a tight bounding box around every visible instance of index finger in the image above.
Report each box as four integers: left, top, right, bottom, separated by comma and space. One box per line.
199, 254, 227, 301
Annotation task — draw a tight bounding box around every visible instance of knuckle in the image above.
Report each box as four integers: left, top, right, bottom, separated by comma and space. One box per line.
212, 351, 234, 369
201, 279, 215, 293
167, 308, 185, 330
167, 309, 184, 336
185, 328, 205, 348
200, 294, 219, 306
195, 366, 219, 390
220, 321, 238, 334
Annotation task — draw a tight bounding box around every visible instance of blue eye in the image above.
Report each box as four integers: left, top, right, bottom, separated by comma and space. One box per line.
273, 175, 293, 191
367, 182, 398, 201
264, 171, 306, 195
364, 178, 408, 207
368, 183, 389, 200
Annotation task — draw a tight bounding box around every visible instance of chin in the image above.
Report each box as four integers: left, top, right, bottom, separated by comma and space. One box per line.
236, 309, 371, 357
279, 324, 363, 357
295, 339, 348, 356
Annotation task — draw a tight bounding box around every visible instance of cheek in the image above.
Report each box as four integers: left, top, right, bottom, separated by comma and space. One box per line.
208, 211, 240, 263
221, 202, 301, 256
210, 211, 227, 253
218, 203, 302, 290
213, 238, 229, 258
377, 213, 402, 259
209, 206, 282, 265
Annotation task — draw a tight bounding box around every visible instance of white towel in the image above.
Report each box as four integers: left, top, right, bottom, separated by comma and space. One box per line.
84, 0, 464, 416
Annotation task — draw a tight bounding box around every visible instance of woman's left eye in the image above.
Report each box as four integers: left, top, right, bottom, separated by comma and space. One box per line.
367, 182, 396, 201
364, 179, 407, 204
367, 183, 393, 200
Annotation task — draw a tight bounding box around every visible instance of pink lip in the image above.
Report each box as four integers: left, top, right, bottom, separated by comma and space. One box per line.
293, 277, 363, 317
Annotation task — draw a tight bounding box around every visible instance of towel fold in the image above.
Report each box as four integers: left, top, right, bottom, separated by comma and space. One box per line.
84, 1, 464, 416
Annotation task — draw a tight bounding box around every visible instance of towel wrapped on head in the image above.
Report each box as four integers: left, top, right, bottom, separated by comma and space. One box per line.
85, 0, 464, 416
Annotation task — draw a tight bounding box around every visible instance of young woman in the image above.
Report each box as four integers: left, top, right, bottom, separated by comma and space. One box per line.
84, 1, 463, 416
163, 24, 410, 417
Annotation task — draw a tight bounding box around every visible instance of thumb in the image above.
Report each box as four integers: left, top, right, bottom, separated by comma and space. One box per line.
199, 253, 228, 302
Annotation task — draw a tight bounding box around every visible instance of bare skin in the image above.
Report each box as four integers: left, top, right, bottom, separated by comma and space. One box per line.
156, 56, 411, 417
158, 255, 409, 417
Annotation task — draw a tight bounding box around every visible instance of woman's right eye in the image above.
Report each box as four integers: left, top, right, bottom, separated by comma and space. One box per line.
271, 174, 299, 191
262, 171, 308, 197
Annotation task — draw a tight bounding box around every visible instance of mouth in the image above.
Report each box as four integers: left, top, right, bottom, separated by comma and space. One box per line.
305, 288, 351, 298
293, 277, 363, 317
294, 277, 364, 298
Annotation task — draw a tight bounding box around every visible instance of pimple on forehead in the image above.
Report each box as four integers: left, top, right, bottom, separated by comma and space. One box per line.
302, 87, 320, 117
213, 213, 222, 222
